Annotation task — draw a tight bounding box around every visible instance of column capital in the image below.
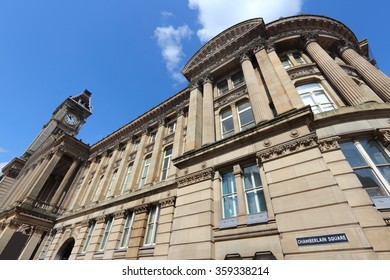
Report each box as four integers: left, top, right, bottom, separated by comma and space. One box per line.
201, 75, 213, 85
190, 81, 201, 91
253, 39, 266, 53
301, 32, 319, 47
336, 38, 352, 54
239, 52, 252, 63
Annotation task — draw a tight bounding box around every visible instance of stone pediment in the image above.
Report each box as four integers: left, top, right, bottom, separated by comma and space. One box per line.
182, 18, 265, 80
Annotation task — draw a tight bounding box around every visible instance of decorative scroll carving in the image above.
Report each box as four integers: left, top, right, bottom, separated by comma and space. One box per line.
257, 133, 317, 162
288, 64, 321, 80
159, 197, 176, 208
178, 167, 215, 188
134, 204, 149, 214
318, 136, 341, 153
375, 128, 390, 147
301, 32, 318, 47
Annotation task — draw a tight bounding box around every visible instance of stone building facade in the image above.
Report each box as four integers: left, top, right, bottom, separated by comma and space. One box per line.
1, 15, 390, 260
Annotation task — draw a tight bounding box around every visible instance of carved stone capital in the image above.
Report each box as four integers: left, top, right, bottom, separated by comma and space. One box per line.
336, 38, 352, 54
178, 167, 215, 188
301, 32, 318, 47
202, 75, 213, 85
257, 133, 318, 162
159, 197, 176, 209
239, 51, 252, 63
375, 128, 390, 148
318, 136, 341, 153
113, 209, 127, 219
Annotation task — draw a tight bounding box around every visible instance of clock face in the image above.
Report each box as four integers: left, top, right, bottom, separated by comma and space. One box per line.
64, 113, 78, 126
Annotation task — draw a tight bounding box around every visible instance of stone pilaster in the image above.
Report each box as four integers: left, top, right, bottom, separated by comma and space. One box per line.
202, 77, 216, 145
185, 84, 203, 151
126, 205, 149, 259
145, 122, 165, 186
168, 111, 185, 179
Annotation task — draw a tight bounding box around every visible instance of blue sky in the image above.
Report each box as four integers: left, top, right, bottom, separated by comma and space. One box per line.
1, 0, 389, 171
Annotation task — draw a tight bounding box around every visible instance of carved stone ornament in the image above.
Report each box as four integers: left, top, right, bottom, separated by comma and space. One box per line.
301, 32, 318, 46
318, 136, 341, 153
159, 197, 176, 209
113, 209, 127, 219
178, 167, 215, 188
134, 204, 149, 214
336, 38, 352, 54
16, 224, 33, 235
374, 128, 390, 148
257, 133, 317, 162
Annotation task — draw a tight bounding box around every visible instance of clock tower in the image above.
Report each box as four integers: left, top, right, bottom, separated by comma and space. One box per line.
22, 89, 92, 160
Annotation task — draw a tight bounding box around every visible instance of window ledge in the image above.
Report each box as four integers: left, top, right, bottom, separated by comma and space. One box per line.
372, 197, 390, 209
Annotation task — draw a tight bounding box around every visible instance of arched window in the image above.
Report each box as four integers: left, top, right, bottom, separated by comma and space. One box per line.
296, 82, 336, 114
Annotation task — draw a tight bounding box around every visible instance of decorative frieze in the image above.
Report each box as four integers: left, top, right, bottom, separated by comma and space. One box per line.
288, 64, 321, 80
215, 88, 248, 109
134, 204, 149, 214
113, 209, 127, 219
163, 134, 175, 145
257, 133, 317, 162
318, 136, 341, 153
178, 167, 215, 188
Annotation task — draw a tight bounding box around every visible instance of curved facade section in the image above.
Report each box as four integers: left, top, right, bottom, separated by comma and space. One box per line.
0, 15, 390, 260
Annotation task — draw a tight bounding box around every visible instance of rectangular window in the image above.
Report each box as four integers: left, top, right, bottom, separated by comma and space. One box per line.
167, 122, 176, 134
280, 56, 292, 69
340, 139, 390, 198
150, 132, 157, 144
221, 171, 238, 218
106, 169, 118, 197
121, 164, 133, 193
296, 82, 336, 114
119, 212, 134, 248
139, 156, 151, 188
133, 140, 140, 151
217, 80, 229, 95
99, 217, 113, 251
243, 165, 267, 214
221, 109, 234, 138
294, 54, 305, 65
144, 205, 160, 246
160, 146, 173, 181
82, 221, 96, 253
237, 101, 255, 131
231, 71, 244, 88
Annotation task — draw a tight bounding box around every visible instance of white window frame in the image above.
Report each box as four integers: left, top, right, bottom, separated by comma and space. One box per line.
121, 164, 133, 193
242, 165, 267, 214
220, 108, 234, 139
160, 146, 173, 181
106, 169, 118, 197
144, 205, 160, 246
167, 122, 176, 134
119, 212, 134, 248
237, 101, 255, 131
296, 82, 336, 114
99, 217, 113, 251
82, 221, 96, 253
221, 171, 238, 219
139, 155, 151, 188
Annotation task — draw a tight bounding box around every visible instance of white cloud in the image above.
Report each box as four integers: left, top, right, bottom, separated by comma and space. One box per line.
0, 162, 8, 175
0, 147, 7, 153
154, 25, 193, 82
161, 10, 174, 18
188, 0, 304, 42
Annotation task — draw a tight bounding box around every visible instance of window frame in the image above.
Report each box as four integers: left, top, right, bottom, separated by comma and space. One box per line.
296, 82, 337, 114
82, 221, 96, 253
106, 169, 118, 197
160, 146, 173, 181
139, 155, 151, 188
99, 217, 113, 251
144, 205, 160, 246
119, 212, 134, 249
121, 163, 133, 193
237, 100, 255, 131
242, 165, 267, 214
220, 108, 234, 139
221, 171, 238, 219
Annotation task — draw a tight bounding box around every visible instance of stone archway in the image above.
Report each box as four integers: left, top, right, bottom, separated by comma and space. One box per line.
55, 237, 75, 260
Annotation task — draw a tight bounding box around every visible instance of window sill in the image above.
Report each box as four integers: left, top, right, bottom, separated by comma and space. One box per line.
220, 212, 269, 229
372, 196, 390, 209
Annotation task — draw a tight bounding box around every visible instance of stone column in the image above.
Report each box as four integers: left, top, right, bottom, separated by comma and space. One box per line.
145, 122, 165, 185
49, 159, 80, 209
202, 77, 216, 145
25, 150, 63, 200
18, 227, 44, 260
254, 44, 294, 114
240, 53, 273, 122
338, 41, 390, 101
0, 222, 16, 256
302, 33, 370, 105
185, 84, 203, 152
168, 110, 185, 179
126, 205, 149, 259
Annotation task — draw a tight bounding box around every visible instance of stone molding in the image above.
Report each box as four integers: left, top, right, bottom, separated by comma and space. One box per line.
288, 64, 321, 80
159, 197, 176, 209
215, 88, 248, 109
318, 136, 341, 153
134, 204, 149, 214
257, 133, 317, 162
113, 209, 127, 219
178, 167, 215, 188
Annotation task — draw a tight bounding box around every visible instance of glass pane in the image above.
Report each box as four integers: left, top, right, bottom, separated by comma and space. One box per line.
247, 189, 267, 213
222, 172, 236, 195
239, 109, 254, 128
222, 118, 234, 134
223, 195, 238, 218
340, 141, 368, 168
313, 90, 330, 103
378, 166, 390, 189
218, 80, 228, 94
243, 165, 261, 190
296, 83, 320, 93
145, 224, 154, 244
320, 104, 335, 112
237, 101, 250, 112
165, 147, 173, 156
232, 72, 244, 87
300, 94, 315, 106
294, 54, 305, 64
360, 139, 390, 165
354, 168, 388, 197
120, 228, 129, 247
221, 109, 232, 119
